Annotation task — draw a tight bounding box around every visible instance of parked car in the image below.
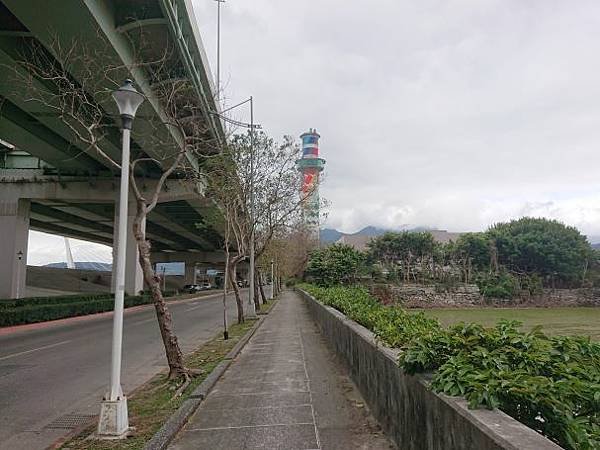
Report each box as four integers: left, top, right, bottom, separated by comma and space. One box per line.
184, 284, 202, 293
200, 282, 212, 290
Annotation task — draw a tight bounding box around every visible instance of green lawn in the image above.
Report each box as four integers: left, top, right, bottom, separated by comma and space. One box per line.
418, 307, 600, 340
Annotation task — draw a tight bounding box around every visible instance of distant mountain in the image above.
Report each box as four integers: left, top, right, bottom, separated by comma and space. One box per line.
320, 225, 447, 245
44, 262, 112, 271
355, 226, 389, 237
320, 226, 391, 244
320, 228, 343, 244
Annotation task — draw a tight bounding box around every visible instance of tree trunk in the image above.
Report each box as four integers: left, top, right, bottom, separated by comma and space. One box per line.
253, 271, 260, 311
228, 260, 244, 324
133, 209, 187, 379
257, 268, 267, 304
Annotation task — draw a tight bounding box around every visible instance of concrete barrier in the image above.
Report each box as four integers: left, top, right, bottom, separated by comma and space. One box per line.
298, 289, 563, 450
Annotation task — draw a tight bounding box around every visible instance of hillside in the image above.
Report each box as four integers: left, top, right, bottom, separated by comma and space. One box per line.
320, 226, 389, 244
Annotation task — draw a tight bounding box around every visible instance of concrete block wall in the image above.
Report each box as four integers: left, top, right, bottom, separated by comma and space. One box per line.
298, 289, 563, 450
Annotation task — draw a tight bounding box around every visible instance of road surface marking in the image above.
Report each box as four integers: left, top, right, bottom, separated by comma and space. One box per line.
186, 304, 208, 312
0, 340, 71, 362
131, 318, 156, 326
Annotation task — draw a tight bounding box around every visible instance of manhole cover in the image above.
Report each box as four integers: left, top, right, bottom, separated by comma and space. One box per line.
44, 413, 96, 429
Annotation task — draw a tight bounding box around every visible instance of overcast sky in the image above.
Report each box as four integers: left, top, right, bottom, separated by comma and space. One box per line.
192, 0, 600, 236
27, 1, 600, 265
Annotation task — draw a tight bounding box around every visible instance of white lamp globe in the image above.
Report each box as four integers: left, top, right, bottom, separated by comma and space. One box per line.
112, 79, 144, 126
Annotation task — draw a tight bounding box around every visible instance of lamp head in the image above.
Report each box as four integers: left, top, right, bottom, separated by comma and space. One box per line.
112, 79, 144, 129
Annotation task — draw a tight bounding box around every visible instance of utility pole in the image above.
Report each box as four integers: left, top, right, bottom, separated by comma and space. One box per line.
207, 95, 261, 318
247, 96, 257, 318
214, 0, 225, 103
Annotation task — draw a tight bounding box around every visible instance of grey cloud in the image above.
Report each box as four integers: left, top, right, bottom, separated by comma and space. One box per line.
191, 0, 600, 234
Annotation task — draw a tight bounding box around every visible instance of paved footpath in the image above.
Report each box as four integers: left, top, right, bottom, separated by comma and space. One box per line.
169, 290, 393, 450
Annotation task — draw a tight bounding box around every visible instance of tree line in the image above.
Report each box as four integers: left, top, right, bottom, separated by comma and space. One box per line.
307, 217, 596, 298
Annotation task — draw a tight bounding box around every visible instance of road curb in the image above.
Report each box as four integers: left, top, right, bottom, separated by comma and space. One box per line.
144, 313, 268, 450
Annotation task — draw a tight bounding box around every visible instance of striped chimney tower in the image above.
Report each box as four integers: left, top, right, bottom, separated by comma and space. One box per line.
297, 129, 325, 238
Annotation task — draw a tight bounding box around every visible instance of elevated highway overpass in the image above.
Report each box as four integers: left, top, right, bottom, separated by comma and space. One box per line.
0, 0, 230, 298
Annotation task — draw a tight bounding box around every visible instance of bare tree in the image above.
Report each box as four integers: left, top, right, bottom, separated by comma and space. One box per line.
7, 33, 220, 383
204, 130, 313, 319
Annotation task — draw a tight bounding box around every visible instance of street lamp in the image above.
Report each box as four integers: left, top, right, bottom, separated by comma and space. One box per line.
98, 79, 144, 438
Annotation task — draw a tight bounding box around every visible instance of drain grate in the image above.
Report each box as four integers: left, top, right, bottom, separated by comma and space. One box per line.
44, 413, 96, 429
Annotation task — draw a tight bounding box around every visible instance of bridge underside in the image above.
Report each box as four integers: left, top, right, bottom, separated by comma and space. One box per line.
0, 0, 229, 298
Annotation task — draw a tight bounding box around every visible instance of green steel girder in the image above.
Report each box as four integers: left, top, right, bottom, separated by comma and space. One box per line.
0, 0, 214, 172
153, 200, 222, 249
157, 0, 225, 148
0, 98, 103, 172
31, 202, 113, 231
71, 201, 209, 251
29, 218, 113, 246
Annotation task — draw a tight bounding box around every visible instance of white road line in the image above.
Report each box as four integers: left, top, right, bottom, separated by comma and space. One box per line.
0, 340, 71, 362
186, 304, 208, 312
130, 318, 156, 326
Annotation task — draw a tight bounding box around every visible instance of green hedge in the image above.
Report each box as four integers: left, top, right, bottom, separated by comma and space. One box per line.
299, 283, 600, 450
0, 293, 112, 310
0, 293, 173, 327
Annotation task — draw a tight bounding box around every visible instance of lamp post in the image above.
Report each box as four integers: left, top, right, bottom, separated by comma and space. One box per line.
98, 79, 144, 438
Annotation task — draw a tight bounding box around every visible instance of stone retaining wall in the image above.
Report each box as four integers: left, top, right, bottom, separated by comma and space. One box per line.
299, 289, 563, 450
391, 283, 600, 308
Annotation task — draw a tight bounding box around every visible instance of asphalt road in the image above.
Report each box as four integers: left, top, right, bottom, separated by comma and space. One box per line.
0, 290, 246, 450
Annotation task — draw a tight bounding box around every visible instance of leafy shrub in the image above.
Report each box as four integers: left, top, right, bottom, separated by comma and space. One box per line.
299, 283, 600, 449
306, 244, 366, 286
475, 272, 519, 299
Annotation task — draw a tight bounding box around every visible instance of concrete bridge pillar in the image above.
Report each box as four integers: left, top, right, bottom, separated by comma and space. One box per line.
111, 202, 144, 296
184, 263, 197, 285
0, 199, 30, 299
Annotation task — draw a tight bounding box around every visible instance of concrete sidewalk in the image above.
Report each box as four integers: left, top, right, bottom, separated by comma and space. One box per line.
168, 290, 393, 450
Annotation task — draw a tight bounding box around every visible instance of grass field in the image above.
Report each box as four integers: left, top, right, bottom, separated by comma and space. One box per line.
418, 307, 600, 340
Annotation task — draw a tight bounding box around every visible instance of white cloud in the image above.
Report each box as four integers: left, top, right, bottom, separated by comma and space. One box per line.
190, 0, 600, 236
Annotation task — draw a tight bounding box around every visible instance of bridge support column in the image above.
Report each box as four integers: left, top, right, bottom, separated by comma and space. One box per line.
112, 203, 144, 296
0, 199, 30, 299
184, 263, 197, 285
